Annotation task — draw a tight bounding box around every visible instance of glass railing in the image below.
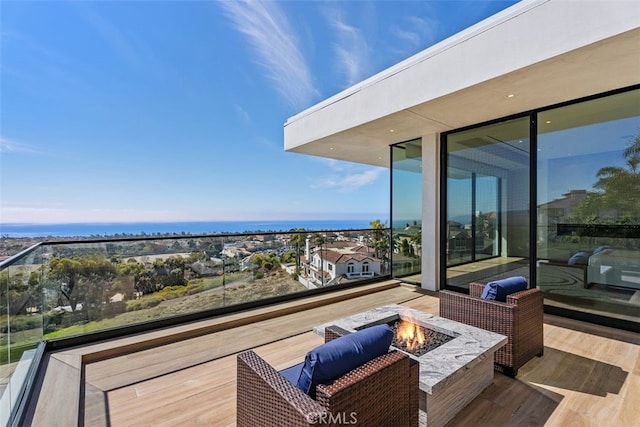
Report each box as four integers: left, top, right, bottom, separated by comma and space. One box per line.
0, 227, 391, 425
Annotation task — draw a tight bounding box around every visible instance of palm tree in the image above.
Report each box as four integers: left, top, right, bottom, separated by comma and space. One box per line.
370, 219, 389, 273
288, 228, 306, 272
576, 131, 640, 220
312, 233, 326, 286
409, 230, 422, 257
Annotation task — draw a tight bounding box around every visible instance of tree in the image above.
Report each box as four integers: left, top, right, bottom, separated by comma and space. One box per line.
0, 270, 35, 316
281, 250, 296, 264
252, 253, 281, 273
47, 256, 116, 316
400, 238, 411, 256
573, 131, 640, 221
312, 233, 326, 286
81, 256, 117, 320
48, 257, 83, 311
370, 219, 390, 273
288, 228, 306, 271
474, 212, 494, 254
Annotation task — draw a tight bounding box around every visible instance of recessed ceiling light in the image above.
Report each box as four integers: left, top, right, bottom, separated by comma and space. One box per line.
329, 147, 334, 150
389, 129, 395, 133
545, 120, 552, 124
507, 94, 515, 98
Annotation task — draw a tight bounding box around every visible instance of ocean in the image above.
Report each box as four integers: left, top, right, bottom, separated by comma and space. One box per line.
0, 219, 381, 238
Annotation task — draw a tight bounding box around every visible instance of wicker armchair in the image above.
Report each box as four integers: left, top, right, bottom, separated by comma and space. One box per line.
237, 325, 419, 427
439, 282, 544, 377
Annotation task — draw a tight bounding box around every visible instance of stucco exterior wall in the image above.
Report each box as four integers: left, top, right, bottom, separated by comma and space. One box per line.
421, 133, 440, 291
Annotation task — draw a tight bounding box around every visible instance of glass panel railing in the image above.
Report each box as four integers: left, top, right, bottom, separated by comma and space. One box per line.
0, 227, 391, 422
1, 245, 45, 426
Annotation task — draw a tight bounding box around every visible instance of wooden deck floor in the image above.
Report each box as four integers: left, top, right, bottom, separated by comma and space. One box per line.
29, 281, 640, 426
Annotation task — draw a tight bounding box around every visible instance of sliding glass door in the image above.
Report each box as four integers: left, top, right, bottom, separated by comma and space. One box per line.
446, 170, 499, 264
444, 117, 530, 289
536, 88, 640, 326
391, 139, 422, 283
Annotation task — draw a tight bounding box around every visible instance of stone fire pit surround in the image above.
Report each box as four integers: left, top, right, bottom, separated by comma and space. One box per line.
314, 304, 506, 394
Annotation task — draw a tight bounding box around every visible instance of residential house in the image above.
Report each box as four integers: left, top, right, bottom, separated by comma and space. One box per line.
303, 239, 382, 287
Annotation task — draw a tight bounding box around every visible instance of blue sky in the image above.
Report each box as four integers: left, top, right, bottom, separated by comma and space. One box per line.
1, 0, 517, 224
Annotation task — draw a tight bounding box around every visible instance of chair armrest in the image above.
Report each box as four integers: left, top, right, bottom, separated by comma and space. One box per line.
439, 290, 516, 335
469, 282, 486, 298
237, 350, 326, 427
504, 288, 543, 344
316, 350, 415, 426
506, 288, 544, 367
324, 325, 351, 343
440, 287, 544, 372
506, 288, 543, 306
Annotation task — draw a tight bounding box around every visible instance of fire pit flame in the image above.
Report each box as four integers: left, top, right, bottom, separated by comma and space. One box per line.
396, 318, 425, 351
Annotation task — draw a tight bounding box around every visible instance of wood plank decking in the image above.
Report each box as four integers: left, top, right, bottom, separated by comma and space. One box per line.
26, 281, 640, 426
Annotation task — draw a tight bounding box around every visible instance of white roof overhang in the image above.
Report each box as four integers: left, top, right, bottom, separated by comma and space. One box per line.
283, 0, 640, 168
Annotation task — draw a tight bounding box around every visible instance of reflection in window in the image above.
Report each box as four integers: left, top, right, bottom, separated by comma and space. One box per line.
537, 88, 640, 324
391, 139, 422, 283
445, 117, 530, 289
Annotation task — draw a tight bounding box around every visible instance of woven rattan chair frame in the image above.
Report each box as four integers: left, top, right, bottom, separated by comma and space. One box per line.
439, 283, 544, 377
237, 325, 418, 426
323, 325, 419, 427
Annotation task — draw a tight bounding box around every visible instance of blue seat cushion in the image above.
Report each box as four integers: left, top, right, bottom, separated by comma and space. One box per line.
296, 324, 393, 398
279, 362, 304, 385
480, 276, 528, 302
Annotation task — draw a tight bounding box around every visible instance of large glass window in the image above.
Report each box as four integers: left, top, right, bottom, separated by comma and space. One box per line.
445, 118, 530, 289
391, 87, 639, 330
391, 139, 422, 283
537, 89, 640, 324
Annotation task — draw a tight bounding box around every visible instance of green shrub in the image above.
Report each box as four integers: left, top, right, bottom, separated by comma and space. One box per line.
1, 314, 42, 333
126, 296, 163, 311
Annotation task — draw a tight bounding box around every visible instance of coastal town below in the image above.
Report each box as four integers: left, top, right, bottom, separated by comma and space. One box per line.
1, 236, 87, 260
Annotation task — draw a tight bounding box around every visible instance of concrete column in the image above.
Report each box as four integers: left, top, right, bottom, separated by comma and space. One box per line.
421, 133, 440, 291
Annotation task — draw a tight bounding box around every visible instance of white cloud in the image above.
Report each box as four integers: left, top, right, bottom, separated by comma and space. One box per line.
390, 15, 438, 56
0, 137, 39, 154
324, 7, 369, 86
255, 136, 280, 152
75, 3, 142, 71
310, 167, 384, 193
390, 27, 421, 47
219, 0, 319, 110
234, 104, 251, 126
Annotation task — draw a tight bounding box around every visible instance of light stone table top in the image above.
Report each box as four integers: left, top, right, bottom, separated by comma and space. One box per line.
313, 304, 507, 394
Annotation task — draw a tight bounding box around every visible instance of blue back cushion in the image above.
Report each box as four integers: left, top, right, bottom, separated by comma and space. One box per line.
481, 276, 528, 302
568, 251, 590, 265
297, 324, 393, 398
592, 245, 611, 255
279, 362, 305, 386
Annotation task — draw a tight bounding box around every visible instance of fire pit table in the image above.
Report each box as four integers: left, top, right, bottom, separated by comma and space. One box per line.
314, 304, 507, 427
